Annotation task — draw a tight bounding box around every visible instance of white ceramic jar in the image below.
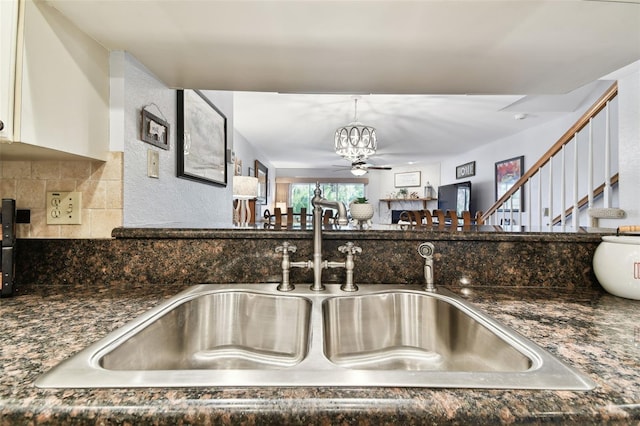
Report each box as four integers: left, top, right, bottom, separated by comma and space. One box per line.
593, 235, 640, 300
349, 203, 374, 224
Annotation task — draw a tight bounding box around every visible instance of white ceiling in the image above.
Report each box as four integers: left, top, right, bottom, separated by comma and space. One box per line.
230, 80, 614, 169
46, 0, 640, 169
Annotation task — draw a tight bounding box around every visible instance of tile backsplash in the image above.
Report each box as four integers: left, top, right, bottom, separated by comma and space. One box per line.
0, 152, 123, 238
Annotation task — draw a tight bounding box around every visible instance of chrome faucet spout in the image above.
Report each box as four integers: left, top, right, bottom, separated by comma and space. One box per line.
311, 187, 348, 226
309, 183, 348, 291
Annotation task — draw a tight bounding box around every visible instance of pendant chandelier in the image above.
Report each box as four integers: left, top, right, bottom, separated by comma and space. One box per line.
334, 98, 377, 162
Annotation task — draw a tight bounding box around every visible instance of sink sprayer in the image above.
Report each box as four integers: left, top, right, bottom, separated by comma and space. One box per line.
418, 242, 436, 292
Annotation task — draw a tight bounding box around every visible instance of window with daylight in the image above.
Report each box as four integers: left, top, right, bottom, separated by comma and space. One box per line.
289, 182, 365, 213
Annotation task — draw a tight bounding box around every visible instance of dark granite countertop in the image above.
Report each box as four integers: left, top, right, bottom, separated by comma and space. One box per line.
1, 283, 639, 425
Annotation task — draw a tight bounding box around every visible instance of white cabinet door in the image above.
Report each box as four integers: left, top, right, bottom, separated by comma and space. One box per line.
0, 0, 21, 142
1, 0, 109, 160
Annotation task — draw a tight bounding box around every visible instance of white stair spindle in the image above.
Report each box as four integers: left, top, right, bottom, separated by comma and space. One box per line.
509, 197, 514, 231
548, 162, 553, 231
527, 178, 532, 230
518, 185, 523, 231
537, 170, 542, 231
560, 145, 566, 231
573, 132, 579, 229
604, 101, 611, 207
588, 118, 594, 208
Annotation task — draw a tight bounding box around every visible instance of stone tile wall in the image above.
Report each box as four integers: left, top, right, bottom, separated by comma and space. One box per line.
0, 152, 123, 238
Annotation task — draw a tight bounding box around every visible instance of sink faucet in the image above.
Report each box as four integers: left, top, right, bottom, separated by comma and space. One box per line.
310, 183, 349, 290
275, 184, 357, 292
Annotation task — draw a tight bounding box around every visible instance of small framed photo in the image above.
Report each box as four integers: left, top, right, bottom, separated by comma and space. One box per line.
394, 171, 421, 187
456, 161, 476, 179
141, 109, 170, 150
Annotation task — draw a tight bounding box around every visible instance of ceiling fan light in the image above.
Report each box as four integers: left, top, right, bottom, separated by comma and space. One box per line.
351, 167, 368, 176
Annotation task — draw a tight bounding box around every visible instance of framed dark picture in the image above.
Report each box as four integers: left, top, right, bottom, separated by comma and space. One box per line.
456, 161, 475, 179
495, 156, 524, 211
177, 90, 227, 186
255, 160, 268, 204
141, 109, 170, 150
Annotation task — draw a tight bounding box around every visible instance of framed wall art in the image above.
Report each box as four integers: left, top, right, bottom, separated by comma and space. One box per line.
456, 161, 476, 179
495, 155, 524, 211
394, 171, 421, 188
177, 89, 228, 186
140, 108, 169, 150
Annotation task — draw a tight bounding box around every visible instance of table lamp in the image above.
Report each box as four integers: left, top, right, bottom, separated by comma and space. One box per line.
233, 176, 258, 226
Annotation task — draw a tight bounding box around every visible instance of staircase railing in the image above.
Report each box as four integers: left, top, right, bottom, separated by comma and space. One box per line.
481, 81, 619, 231
550, 173, 618, 226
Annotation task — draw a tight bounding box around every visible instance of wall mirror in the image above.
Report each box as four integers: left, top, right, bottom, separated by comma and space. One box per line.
177, 89, 228, 186
255, 160, 268, 204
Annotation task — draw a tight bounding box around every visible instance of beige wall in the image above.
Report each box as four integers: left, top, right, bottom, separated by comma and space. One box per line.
0, 152, 122, 238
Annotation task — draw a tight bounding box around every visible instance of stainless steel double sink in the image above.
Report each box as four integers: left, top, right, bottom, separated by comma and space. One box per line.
35, 284, 595, 390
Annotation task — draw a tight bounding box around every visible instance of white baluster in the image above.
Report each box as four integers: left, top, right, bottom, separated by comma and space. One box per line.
561, 145, 566, 231
588, 118, 594, 208
604, 101, 611, 207
527, 178, 532, 230
573, 132, 579, 229
538, 170, 542, 231
509, 197, 514, 231
548, 163, 553, 231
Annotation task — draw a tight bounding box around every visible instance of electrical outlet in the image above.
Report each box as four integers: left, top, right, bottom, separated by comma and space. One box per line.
148, 150, 159, 178
47, 192, 82, 225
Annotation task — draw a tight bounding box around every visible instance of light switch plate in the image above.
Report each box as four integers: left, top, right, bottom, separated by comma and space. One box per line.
46, 192, 82, 225
148, 150, 159, 178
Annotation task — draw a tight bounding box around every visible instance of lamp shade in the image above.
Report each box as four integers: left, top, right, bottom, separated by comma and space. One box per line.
233, 176, 258, 198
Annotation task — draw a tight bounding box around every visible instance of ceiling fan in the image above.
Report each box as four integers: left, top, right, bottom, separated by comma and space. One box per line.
334, 159, 392, 176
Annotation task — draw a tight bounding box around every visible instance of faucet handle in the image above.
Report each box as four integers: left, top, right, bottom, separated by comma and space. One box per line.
276, 242, 297, 254
339, 242, 361, 293
338, 242, 362, 255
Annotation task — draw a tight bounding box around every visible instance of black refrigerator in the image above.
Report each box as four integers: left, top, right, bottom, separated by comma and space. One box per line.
1, 199, 16, 297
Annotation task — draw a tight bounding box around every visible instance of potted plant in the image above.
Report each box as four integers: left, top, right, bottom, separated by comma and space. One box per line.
398, 188, 409, 199
349, 197, 374, 225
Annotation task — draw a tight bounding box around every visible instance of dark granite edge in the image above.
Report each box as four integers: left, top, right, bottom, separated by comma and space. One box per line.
111, 227, 612, 242
111, 227, 312, 240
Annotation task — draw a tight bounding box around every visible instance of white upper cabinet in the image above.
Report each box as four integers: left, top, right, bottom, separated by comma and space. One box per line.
1, 0, 109, 161
0, 0, 20, 143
